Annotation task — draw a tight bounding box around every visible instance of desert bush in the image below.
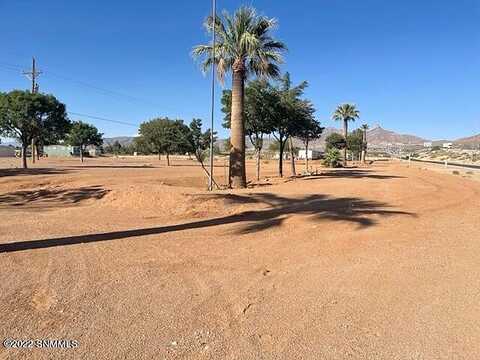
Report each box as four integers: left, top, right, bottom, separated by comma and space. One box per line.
323, 148, 342, 168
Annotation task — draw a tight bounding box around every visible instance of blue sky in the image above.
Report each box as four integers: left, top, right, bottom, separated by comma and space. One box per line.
1, 0, 479, 140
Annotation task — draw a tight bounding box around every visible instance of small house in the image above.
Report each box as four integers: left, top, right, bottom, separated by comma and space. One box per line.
298, 149, 322, 160
44, 145, 80, 157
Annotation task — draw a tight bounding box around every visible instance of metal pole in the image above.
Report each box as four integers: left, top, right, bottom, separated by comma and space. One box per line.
209, 0, 216, 191
31, 58, 37, 164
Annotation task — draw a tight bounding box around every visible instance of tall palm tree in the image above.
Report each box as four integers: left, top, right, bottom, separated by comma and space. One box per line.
360, 124, 369, 163
193, 6, 286, 188
332, 104, 360, 166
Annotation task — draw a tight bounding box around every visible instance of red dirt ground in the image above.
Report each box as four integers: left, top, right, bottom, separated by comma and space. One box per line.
1, 156, 479, 359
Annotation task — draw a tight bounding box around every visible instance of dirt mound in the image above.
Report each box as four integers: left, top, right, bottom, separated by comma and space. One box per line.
103, 185, 263, 220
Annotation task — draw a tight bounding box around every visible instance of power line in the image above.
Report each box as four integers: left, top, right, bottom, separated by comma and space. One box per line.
23, 57, 42, 94
0, 59, 167, 110
67, 111, 139, 128
2, 59, 192, 133
23, 57, 42, 164
0, 61, 24, 70
44, 69, 161, 107
0, 63, 23, 72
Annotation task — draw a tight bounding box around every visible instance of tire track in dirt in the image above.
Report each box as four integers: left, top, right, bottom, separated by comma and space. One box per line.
30, 251, 56, 313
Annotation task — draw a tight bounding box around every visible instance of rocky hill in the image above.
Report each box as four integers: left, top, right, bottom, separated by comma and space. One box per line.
104, 125, 434, 151
454, 134, 480, 147
366, 125, 427, 145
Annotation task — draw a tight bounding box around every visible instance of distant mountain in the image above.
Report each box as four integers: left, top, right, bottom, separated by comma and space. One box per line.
366, 125, 427, 145
294, 125, 427, 149
296, 127, 341, 149
0, 139, 19, 147
241, 127, 342, 151
103, 125, 432, 151
103, 137, 135, 146
454, 134, 480, 147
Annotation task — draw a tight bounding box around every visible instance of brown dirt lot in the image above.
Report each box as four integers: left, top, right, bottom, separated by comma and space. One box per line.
1, 156, 480, 359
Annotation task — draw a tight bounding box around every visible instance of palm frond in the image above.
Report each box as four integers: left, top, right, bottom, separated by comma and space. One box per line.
331, 103, 360, 122
192, 6, 286, 80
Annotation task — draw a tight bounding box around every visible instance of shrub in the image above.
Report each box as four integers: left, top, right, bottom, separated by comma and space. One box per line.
323, 148, 342, 168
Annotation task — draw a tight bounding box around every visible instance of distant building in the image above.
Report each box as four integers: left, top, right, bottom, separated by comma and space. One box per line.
423, 142, 432, 148
272, 152, 290, 160
85, 145, 102, 157
431, 140, 453, 149
298, 149, 322, 160
44, 145, 80, 157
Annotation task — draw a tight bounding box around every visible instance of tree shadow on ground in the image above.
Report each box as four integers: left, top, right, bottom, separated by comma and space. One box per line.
0, 186, 108, 209
63, 165, 154, 169
0, 168, 70, 178
0, 192, 414, 253
169, 164, 227, 168
298, 169, 405, 180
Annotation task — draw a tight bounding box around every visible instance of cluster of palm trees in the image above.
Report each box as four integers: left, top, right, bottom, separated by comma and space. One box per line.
193, 6, 367, 188
332, 103, 361, 166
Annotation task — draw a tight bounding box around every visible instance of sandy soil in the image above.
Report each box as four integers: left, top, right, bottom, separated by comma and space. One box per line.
1, 156, 479, 359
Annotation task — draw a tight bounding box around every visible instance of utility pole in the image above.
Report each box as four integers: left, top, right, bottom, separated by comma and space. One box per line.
209, 0, 216, 191
23, 57, 42, 164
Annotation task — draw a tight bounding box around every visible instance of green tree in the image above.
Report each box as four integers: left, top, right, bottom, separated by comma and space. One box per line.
271, 73, 312, 177
323, 148, 342, 168
187, 118, 219, 187
111, 140, 122, 155
347, 129, 364, 161
221, 80, 276, 181
222, 137, 231, 153
332, 104, 360, 166
138, 118, 190, 166
67, 121, 103, 162
325, 133, 346, 151
133, 136, 153, 155
268, 139, 281, 152
193, 6, 286, 188
0, 90, 70, 168
297, 117, 324, 174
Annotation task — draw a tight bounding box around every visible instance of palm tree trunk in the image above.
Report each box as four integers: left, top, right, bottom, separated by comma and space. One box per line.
166, 153, 170, 166
289, 137, 296, 176
305, 139, 309, 174
278, 138, 284, 178
80, 145, 84, 163
229, 64, 246, 188
343, 120, 348, 167
31, 139, 36, 164
21, 144, 28, 169
362, 130, 367, 163
256, 148, 261, 181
